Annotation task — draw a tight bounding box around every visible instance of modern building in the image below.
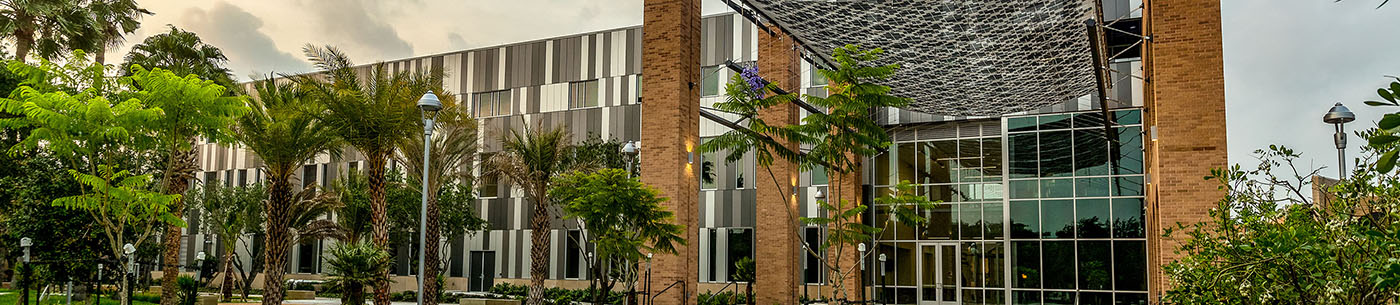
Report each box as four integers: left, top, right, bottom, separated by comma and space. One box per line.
175, 0, 1225, 304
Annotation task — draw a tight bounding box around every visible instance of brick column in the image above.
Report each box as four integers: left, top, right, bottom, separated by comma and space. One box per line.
1142, 0, 1227, 302
827, 169, 863, 301
641, 1, 701, 305
754, 33, 801, 305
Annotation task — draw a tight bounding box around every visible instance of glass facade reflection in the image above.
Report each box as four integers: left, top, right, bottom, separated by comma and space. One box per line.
870, 109, 1147, 305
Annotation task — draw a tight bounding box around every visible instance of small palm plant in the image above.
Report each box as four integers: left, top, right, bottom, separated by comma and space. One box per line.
325, 241, 392, 305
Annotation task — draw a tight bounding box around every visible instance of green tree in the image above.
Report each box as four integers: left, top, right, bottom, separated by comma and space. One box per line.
1161, 144, 1400, 304
294, 45, 437, 305
0, 0, 86, 61
231, 76, 339, 305
802, 181, 933, 303
550, 168, 685, 305
324, 241, 391, 305
121, 26, 234, 90
74, 0, 149, 65
0, 51, 181, 305
484, 124, 583, 305
391, 92, 474, 305
124, 64, 248, 305
698, 45, 910, 303
189, 182, 264, 302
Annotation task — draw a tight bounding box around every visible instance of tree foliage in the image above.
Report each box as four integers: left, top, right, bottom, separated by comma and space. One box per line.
122, 25, 235, 91
550, 168, 685, 305
325, 241, 391, 305
188, 182, 264, 301
696, 44, 910, 303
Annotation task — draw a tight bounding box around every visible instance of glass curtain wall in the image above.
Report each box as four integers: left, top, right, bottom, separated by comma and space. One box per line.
870, 109, 1147, 305
1005, 109, 1148, 305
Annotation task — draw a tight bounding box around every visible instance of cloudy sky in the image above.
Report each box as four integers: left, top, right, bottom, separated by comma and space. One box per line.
108, 0, 1399, 175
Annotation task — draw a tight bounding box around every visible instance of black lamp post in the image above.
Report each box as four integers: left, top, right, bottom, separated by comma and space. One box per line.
1324, 102, 1356, 178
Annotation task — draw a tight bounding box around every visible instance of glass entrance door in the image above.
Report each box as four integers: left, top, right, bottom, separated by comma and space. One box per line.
920, 243, 959, 305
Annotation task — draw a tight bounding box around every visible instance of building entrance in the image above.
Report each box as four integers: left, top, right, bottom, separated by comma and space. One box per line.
919, 242, 960, 305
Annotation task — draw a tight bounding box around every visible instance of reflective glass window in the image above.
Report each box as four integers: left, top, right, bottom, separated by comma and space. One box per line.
985, 242, 1006, 288
1008, 133, 1038, 178
1115, 241, 1147, 291
983, 138, 1004, 181
1074, 128, 1110, 176
1045, 291, 1075, 305
1039, 131, 1074, 177
1078, 241, 1111, 290
1077, 199, 1111, 239
1114, 176, 1145, 196
1042, 200, 1074, 239
1076, 177, 1111, 197
1010, 200, 1040, 239
960, 203, 983, 240
1041, 178, 1074, 198
1117, 293, 1148, 305
922, 205, 953, 240
1039, 114, 1071, 130
1113, 198, 1146, 238
1012, 241, 1039, 288
1013, 290, 1041, 305
1114, 126, 1145, 175
1042, 241, 1075, 289
1080, 292, 1112, 305
1114, 109, 1142, 125
984, 203, 1004, 239
1008, 116, 1038, 132
1073, 112, 1107, 128
1009, 180, 1039, 199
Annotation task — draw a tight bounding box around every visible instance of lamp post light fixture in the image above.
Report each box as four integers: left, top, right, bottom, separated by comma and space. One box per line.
645, 253, 653, 305
877, 253, 887, 305
20, 237, 31, 263
622, 141, 639, 177
124, 243, 136, 305
195, 252, 207, 282
1324, 102, 1356, 178
416, 91, 443, 305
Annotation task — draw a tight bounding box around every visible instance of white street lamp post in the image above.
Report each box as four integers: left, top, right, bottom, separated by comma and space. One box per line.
124, 243, 136, 305
195, 252, 207, 283
1323, 102, 1356, 178
416, 91, 442, 305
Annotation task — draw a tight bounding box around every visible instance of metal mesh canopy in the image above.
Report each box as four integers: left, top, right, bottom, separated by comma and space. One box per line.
745, 0, 1098, 116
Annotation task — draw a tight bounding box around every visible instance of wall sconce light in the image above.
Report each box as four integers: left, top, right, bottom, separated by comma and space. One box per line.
687, 151, 694, 164
1150, 126, 1158, 142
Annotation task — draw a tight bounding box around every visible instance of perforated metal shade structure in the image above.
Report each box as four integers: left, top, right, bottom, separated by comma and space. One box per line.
743, 0, 1098, 116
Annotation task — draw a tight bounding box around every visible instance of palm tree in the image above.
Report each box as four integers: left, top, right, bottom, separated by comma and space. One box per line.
0, 0, 88, 61
232, 76, 340, 305
122, 25, 234, 89
393, 97, 475, 305
324, 241, 391, 305
77, 0, 149, 65
295, 44, 438, 305
485, 124, 585, 305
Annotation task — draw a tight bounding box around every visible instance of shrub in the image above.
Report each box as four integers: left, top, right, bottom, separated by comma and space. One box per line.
176, 276, 199, 305
698, 291, 748, 305
324, 241, 390, 305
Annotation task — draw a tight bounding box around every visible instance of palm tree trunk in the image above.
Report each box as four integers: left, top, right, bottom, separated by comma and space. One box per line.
95, 45, 107, 65
262, 179, 295, 305
220, 247, 235, 301
366, 156, 392, 305
423, 193, 442, 305
526, 193, 550, 305
159, 175, 193, 305
12, 15, 34, 61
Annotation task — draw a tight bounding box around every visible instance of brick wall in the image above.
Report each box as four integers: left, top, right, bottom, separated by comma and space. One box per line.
640, 0, 702, 305
754, 32, 802, 305
1143, 0, 1227, 302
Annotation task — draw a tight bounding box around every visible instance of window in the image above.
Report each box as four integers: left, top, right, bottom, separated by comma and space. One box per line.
1078, 241, 1111, 290
569, 80, 599, 109
224, 170, 234, 187
1114, 241, 1147, 291
473, 90, 512, 117
1076, 199, 1111, 238
479, 153, 500, 198
1112, 198, 1145, 238
565, 230, 583, 279
810, 67, 828, 86
1009, 200, 1039, 239
803, 227, 822, 283
237, 169, 248, 186
726, 229, 753, 282
811, 165, 828, 185
1012, 241, 1039, 288
302, 165, 317, 189
1042, 200, 1074, 239
1042, 241, 1074, 289
701, 66, 722, 96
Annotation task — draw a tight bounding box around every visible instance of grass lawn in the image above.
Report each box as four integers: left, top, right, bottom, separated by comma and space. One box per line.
0, 289, 157, 305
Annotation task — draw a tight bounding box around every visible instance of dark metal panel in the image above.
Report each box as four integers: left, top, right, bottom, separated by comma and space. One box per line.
601, 32, 612, 77
532, 42, 547, 86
